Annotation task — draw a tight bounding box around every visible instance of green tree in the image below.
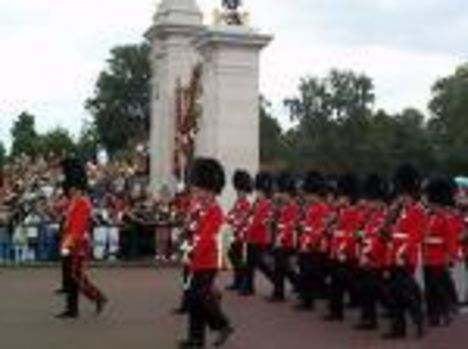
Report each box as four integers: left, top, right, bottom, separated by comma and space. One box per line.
86, 42, 151, 155
76, 120, 99, 161
284, 70, 375, 173
429, 63, 468, 175
39, 127, 76, 157
259, 98, 288, 169
11, 112, 40, 158
0, 141, 6, 167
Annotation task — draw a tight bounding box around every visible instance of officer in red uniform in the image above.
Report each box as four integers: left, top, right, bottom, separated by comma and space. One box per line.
325, 173, 363, 321
56, 158, 107, 319
226, 170, 253, 291
423, 177, 458, 326
178, 158, 233, 349
384, 164, 425, 339
355, 174, 389, 330
296, 171, 327, 310
240, 172, 275, 296
269, 172, 300, 302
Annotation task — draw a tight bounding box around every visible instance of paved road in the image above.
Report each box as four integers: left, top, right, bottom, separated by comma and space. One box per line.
0, 267, 466, 349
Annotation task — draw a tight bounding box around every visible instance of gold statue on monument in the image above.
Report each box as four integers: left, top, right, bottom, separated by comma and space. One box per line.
213, 0, 249, 26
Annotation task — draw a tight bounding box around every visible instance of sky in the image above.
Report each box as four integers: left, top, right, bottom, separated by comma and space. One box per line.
0, 0, 466, 150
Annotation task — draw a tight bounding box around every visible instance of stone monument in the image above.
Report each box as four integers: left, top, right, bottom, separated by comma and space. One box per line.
146, 0, 272, 205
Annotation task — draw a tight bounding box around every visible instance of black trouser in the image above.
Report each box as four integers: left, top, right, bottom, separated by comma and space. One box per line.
358, 268, 382, 326
316, 253, 331, 298
347, 261, 362, 308
387, 266, 424, 335
227, 240, 245, 289
61, 255, 72, 291
424, 266, 452, 325
178, 266, 191, 311
187, 270, 230, 345
443, 266, 459, 312
272, 247, 297, 300
242, 243, 274, 294
65, 254, 105, 315
327, 260, 347, 318
297, 252, 319, 307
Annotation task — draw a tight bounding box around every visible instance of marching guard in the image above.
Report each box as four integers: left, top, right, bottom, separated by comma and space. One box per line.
354, 174, 389, 330
56, 158, 107, 319
295, 171, 329, 310
383, 165, 425, 339
268, 172, 300, 302
423, 176, 459, 327
225, 170, 253, 291
240, 172, 275, 296
178, 158, 233, 349
325, 174, 364, 321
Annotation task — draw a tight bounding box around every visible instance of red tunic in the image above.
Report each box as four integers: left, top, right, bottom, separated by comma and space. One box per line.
359, 207, 388, 269
276, 199, 299, 249
246, 197, 272, 246
64, 196, 92, 256
424, 209, 458, 267
300, 201, 330, 252
331, 205, 364, 262
226, 197, 251, 241
389, 202, 426, 271
190, 199, 223, 272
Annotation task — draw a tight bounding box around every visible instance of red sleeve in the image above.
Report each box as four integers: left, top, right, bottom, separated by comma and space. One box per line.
67, 198, 92, 240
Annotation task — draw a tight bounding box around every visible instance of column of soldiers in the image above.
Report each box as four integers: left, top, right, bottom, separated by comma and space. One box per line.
220, 163, 467, 340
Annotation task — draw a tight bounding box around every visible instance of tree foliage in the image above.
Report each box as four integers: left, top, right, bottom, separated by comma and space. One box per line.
39, 127, 76, 157
0, 141, 6, 167
428, 64, 468, 175
272, 69, 441, 175
10, 112, 41, 158
86, 43, 151, 155
76, 121, 99, 161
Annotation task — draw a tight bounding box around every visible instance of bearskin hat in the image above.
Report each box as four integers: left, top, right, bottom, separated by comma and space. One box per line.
232, 169, 253, 193
255, 171, 274, 194
303, 171, 325, 195
276, 171, 296, 194
363, 174, 388, 201
426, 176, 455, 207
189, 157, 225, 195
62, 157, 88, 191
337, 173, 360, 202
393, 164, 421, 196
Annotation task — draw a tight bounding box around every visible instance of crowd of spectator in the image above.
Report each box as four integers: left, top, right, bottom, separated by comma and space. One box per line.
0, 151, 180, 265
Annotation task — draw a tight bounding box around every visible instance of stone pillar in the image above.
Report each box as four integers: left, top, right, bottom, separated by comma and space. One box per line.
194, 26, 272, 207
145, 0, 204, 195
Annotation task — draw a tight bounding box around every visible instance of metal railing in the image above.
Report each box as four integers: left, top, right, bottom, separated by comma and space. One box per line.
0, 223, 181, 266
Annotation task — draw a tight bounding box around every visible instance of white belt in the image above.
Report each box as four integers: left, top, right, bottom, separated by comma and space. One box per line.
424, 237, 444, 245
393, 232, 408, 240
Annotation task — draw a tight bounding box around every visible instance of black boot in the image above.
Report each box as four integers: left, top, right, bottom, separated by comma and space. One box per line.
213, 326, 234, 347
177, 339, 204, 349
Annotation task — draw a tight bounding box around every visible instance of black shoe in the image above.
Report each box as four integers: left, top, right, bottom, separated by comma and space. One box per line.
323, 313, 343, 322
171, 307, 188, 315
238, 290, 254, 297
95, 297, 108, 315
213, 326, 234, 347
382, 331, 406, 340
416, 321, 425, 338
266, 296, 285, 303
225, 284, 238, 291
177, 339, 204, 349
55, 311, 78, 319
294, 302, 314, 311
354, 322, 377, 331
